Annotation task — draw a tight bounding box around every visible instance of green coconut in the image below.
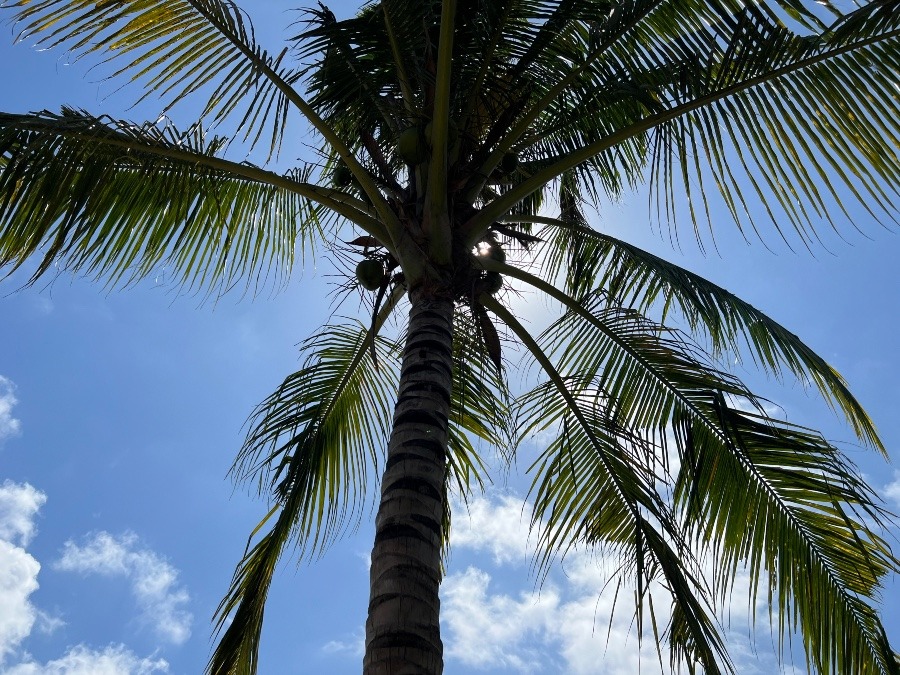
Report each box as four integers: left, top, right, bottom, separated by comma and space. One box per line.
488, 243, 507, 264
500, 151, 519, 174
397, 126, 428, 165
332, 163, 353, 188
356, 259, 386, 291
482, 271, 503, 295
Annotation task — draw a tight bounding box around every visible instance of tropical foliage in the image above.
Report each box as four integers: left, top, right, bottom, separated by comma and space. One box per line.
1, 0, 899, 673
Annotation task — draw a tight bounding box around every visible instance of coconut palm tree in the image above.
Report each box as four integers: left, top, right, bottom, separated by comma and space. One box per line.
1, 0, 899, 673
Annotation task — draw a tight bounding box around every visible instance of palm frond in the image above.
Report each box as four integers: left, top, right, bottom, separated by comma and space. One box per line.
541, 293, 899, 675
673, 402, 899, 675
485, 294, 731, 673
648, 0, 900, 248
437, 304, 514, 560
465, 0, 668, 196
466, 0, 900, 245
0, 108, 330, 292
531, 215, 884, 452
207, 526, 279, 675
233, 321, 400, 552
214, 294, 517, 672
477, 258, 897, 673
423, 0, 458, 264
211, 320, 400, 675
4, 0, 402, 228
448, 304, 513, 491
297, 4, 406, 141
4, 0, 300, 155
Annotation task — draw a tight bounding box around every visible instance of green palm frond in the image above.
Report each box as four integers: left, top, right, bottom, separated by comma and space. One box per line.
2, 3, 399, 228
448, 304, 512, 491
529, 216, 883, 452
477, 258, 897, 672
232, 321, 400, 554
543, 300, 748, 444
467, 0, 900, 244
485, 295, 731, 673
536, 172, 598, 299
297, 4, 405, 139
541, 293, 898, 675
212, 320, 400, 675
215, 298, 515, 673
674, 403, 899, 675
208, 525, 277, 675
0, 108, 331, 292
648, 1, 900, 247
15, 0, 402, 229
437, 304, 513, 560
4, 0, 299, 154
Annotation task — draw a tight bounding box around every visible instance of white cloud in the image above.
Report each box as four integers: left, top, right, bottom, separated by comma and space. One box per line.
450, 494, 534, 566
726, 394, 784, 420
0, 376, 22, 443
442, 567, 560, 673
883, 470, 900, 509
0, 539, 42, 665
0, 482, 47, 549
0, 482, 48, 664
551, 581, 667, 675
321, 631, 364, 657
55, 533, 192, 645
441, 560, 671, 674
444, 493, 801, 674
0, 482, 167, 674
3, 644, 169, 675
445, 494, 666, 674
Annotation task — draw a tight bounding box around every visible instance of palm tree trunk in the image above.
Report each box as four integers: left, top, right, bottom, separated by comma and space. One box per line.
363, 288, 454, 675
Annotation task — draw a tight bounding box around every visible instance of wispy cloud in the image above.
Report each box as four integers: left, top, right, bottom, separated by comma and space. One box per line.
0, 481, 48, 665
322, 631, 364, 658
0, 485, 173, 672
3, 644, 169, 675
441, 559, 670, 674
55, 532, 192, 645
0, 376, 22, 443
0, 394, 169, 673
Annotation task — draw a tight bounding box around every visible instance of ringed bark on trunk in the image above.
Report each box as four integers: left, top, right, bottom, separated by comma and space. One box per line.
364, 289, 455, 675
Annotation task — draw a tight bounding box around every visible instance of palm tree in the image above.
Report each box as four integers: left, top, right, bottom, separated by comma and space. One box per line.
1, 0, 899, 673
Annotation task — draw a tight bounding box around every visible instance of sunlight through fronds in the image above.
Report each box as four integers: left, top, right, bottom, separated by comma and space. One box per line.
3, 0, 898, 672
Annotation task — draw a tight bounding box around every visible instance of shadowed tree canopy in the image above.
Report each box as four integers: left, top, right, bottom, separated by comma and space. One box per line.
1, 0, 899, 673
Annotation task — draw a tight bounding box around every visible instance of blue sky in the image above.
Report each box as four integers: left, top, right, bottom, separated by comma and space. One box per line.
1, 3, 899, 674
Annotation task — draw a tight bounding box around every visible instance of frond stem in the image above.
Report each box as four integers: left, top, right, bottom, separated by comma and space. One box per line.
480, 293, 726, 671
424, 0, 457, 264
